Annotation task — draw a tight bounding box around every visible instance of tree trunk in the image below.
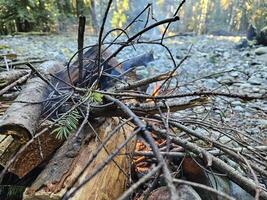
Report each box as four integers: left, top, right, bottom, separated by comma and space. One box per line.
89, 0, 99, 34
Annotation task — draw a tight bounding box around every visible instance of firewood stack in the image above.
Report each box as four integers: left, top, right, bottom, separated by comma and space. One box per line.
0, 2, 267, 199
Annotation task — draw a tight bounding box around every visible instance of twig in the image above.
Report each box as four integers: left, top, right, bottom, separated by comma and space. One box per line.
25, 63, 61, 94
0, 59, 46, 68
0, 73, 31, 96
115, 71, 174, 91
78, 15, 86, 84
96, 0, 113, 80
160, 0, 186, 43
3, 56, 9, 71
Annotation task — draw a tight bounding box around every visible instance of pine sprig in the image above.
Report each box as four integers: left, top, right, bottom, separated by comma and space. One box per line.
83, 90, 103, 103
52, 109, 81, 140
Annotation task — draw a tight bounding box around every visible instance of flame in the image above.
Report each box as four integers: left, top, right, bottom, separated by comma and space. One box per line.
152, 82, 161, 97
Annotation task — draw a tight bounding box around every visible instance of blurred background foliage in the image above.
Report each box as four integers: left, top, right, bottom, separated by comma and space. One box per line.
0, 0, 266, 35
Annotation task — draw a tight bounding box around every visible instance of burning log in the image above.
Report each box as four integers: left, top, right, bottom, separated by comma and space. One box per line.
24, 118, 135, 200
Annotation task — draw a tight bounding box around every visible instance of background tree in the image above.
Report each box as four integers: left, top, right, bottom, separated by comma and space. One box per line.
0, 0, 266, 35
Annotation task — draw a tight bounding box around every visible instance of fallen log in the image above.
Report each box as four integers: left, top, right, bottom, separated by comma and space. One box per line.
24, 117, 135, 200
0, 61, 63, 141
0, 61, 64, 177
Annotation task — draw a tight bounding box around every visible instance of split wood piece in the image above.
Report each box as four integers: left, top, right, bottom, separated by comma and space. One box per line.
24, 117, 135, 200
0, 69, 29, 89
0, 61, 63, 141
0, 121, 63, 177
1, 102, 62, 178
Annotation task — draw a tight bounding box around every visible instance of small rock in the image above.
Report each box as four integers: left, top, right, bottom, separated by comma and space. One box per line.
258, 119, 267, 128
233, 106, 245, 112
230, 71, 239, 77
255, 47, 267, 55
231, 101, 241, 106
147, 185, 201, 200
249, 127, 260, 135
248, 77, 263, 85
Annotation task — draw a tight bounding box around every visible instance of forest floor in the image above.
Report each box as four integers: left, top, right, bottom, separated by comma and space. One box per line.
1, 34, 266, 142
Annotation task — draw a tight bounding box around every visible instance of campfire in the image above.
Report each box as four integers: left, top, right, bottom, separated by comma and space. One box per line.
0, 1, 267, 200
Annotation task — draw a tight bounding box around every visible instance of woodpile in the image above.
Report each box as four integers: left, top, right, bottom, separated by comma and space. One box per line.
0, 2, 267, 200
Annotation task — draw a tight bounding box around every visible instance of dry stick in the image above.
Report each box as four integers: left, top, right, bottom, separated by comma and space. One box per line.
238, 152, 261, 200
134, 151, 187, 158
173, 179, 235, 200
174, 137, 267, 199
96, 0, 113, 80
78, 15, 86, 84
96, 90, 266, 101
152, 45, 191, 96
118, 164, 163, 200
79, 114, 130, 178
102, 3, 151, 54
25, 63, 61, 94
0, 59, 46, 68
3, 56, 9, 71
105, 95, 179, 200
75, 102, 90, 137
181, 119, 264, 145
115, 71, 174, 91
0, 73, 30, 96
63, 127, 139, 200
